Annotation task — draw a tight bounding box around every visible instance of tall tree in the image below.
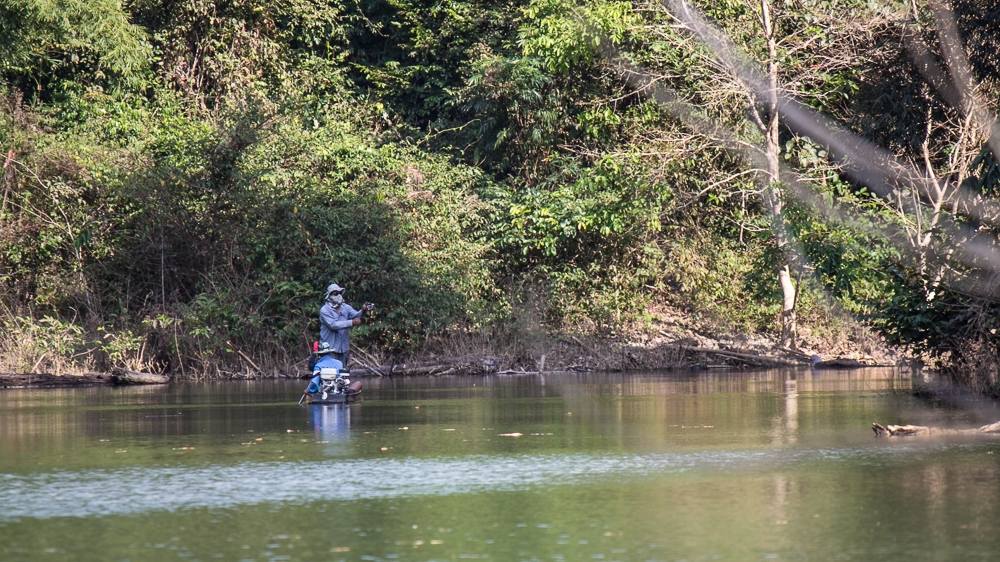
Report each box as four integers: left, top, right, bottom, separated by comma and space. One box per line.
754, 0, 797, 348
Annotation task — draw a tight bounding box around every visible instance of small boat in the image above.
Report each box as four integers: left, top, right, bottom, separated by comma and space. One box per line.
301, 372, 364, 405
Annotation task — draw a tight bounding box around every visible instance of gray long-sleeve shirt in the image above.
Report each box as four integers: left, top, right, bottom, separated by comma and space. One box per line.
319, 302, 362, 353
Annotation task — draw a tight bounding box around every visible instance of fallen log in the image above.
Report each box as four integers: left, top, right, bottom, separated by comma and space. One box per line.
355, 356, 501, 377
110, 368, 170, 385
0, 372, 113, 388
675, 345, 801, 367
812, 358, 863, 369
872, 420, 1000, 437
297, 357, 499, 378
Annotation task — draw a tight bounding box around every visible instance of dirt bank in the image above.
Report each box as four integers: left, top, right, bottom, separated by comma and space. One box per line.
1, 308, 905, 387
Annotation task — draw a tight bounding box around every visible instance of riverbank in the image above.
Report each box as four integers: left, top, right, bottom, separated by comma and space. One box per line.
0, 373, 114, 389
0, 313, 902, 388
0, 369, 171, 389
342, 308, 902, 377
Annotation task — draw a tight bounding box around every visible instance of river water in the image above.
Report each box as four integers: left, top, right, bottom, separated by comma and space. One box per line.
1, 369, 999, 561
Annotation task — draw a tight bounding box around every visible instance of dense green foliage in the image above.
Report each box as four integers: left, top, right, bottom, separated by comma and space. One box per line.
1, 0, 998, 383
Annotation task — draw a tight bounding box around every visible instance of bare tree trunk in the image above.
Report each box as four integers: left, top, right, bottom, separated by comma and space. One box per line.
2, 149, 14, 216
759, 0, 797, 348
897, 90, 984, 303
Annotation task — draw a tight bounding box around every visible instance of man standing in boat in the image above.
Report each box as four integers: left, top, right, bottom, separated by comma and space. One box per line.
319, 282, 373, 368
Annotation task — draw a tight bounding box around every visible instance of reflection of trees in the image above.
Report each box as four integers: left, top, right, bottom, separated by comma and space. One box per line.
0, 382, 318, 471
769, 373, 798, 446
548, 369, 907, 450
360, 369, 911, 455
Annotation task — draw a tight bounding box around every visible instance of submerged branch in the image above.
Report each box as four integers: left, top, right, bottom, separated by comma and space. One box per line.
872, 420, 1000, 437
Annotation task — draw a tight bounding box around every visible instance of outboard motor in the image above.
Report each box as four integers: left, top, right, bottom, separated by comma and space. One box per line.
317, 369, 363, 399
318, 367, 346, 400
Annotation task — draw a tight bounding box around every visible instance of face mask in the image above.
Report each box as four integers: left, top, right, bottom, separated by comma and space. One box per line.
329, 294, 344, 307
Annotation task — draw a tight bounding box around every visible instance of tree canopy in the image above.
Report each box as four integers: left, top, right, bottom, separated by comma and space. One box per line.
1, 0, 998, 388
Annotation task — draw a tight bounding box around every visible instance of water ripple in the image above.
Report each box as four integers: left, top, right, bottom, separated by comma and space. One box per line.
0, 443, 978, 521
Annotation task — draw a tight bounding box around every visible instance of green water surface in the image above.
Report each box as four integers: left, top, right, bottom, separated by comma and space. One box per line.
2, 369, 999, 561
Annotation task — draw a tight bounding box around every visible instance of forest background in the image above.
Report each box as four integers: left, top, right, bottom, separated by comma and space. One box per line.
1, 0, 998, 390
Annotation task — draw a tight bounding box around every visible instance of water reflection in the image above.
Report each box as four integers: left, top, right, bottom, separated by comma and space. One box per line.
3, 441, 996, 522
0, 369, 930, 474
362, 368, 915, 399
3, 369, 1000, 562
309, 404, 353, 455
769, 373, 799, 446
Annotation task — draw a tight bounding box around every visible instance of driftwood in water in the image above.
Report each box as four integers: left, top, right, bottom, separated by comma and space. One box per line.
872, 420, 1000, 437
298, 357, 499, 379
110, 368, 170, 385
675, 345, 800, 368
351, 356, 501, 377
0, 372, 113, 388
